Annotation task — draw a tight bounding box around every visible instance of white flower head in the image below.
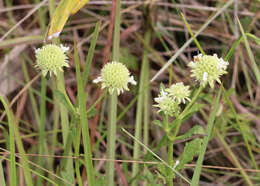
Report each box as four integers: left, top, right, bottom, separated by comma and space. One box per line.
188, 54, 229, 88
93, 61, 136, 95
166, 82, 191, 104
35, 44, 69, 76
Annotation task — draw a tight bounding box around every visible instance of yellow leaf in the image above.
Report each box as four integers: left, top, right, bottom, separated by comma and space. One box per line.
48, 0, 89, 40
71, 0, 89, 15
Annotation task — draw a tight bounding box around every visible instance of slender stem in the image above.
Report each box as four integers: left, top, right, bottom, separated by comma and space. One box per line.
165, 116, 174, 186
37, 75, 46, 186
106, 0, 121, 185
179, 86, 203, 120
106, 92, 118, 186
167, 139, 174, 186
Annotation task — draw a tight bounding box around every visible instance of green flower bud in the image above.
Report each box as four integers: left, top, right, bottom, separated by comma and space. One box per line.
35, 44, 69, 76
188, 54, 228, 88
166, 82, 191, 104
93, 61, 136, 95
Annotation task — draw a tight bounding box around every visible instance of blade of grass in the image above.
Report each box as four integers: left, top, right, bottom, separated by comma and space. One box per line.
131, 28, 151, 186
83, 21, 101, 86
180, 12, 205, 55
0, 95, 16, 186
190, 89, 221, 186
0, 159, 6, 186
21, 59, 40, 128
13, 118, 33, 186
143, 29, 151, 186
74, 43, 95, 185
236, 17, 260, 86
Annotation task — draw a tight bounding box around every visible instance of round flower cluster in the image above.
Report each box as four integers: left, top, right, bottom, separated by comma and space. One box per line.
93, 61, 136, 95
188, 54, 228, 88
166, 82, 191, 104
35, 44, 69, 76
154, 83, 190, 116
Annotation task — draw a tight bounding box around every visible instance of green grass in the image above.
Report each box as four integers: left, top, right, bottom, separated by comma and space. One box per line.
0, 0, 259, 185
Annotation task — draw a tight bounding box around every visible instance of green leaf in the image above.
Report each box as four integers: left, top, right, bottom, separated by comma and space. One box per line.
54, 90, 76, 115
153, 120, 163, 128
247, 33, 260, 46
177, 138, 203, 171
175, 125, 205, 141
182, 103, 205, 120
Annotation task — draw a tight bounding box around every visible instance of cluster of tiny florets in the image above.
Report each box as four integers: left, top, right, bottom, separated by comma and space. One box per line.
154, 83, 190, 116
166, 82, 191, 104
93, 61, 136, 95
35, 44, 69, 76
154, 92, 180, 117
188, 54, 228, 88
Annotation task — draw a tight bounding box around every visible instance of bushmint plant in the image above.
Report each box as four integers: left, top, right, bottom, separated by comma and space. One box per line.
153, 53, 229, 185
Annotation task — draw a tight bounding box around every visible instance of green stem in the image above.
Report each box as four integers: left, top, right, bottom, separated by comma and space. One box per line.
165, 116, 174, 186
37, 75, 47, 186
106, 92, 118, 186
179, 86, 204, 120
106, 0, 121, 185
167, 140, 174, 186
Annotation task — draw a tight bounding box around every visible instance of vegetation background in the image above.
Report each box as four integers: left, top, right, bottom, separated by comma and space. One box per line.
0, 0, 259, 185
